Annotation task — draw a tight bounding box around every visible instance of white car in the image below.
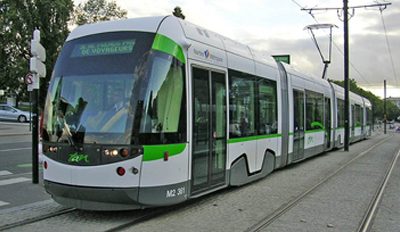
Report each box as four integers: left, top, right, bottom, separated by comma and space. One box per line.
0, 104, 33, 122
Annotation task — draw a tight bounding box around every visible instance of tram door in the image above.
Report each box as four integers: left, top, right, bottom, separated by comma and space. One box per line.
293, 90, 305, 161
191, 67, 227, 194
351, 105, 355, 140
324, 97, 331, 149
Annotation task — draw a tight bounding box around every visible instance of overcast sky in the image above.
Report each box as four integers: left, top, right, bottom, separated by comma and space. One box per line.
74, 0, 399, 98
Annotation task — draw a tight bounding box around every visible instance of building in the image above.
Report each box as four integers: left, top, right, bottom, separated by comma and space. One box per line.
387, 97, 400, 109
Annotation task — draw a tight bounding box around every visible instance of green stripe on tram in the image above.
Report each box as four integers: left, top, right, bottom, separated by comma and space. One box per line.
143, 143, 187, 161
228, 134, 281, 144
152, 34, 186, 64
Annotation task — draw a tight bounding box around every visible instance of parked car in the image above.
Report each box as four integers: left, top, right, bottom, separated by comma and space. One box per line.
0, 104, 33, 122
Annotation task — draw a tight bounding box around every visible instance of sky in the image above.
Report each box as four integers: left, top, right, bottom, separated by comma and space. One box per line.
74, 0, 400, 98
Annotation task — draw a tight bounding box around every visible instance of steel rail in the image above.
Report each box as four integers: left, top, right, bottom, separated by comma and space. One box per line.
104, 207, 176, 232
245, 135, 392, 232
357, 146, 400, 232
0, 208, 76, 231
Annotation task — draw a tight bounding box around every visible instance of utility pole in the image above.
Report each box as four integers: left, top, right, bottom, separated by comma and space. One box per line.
343, 0, 350, 151
302, 1, 391, 151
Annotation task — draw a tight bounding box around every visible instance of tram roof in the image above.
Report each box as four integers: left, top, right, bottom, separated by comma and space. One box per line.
67, 16, 278, 68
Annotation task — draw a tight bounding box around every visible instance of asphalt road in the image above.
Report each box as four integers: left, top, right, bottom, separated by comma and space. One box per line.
0, 122, 50, 209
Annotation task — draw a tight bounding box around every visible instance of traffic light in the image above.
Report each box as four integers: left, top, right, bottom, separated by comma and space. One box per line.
29, 29, 46, 91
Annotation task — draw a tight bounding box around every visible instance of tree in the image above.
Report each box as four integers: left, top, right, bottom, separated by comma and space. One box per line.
330, 79, 400, 121
172, 6, 185, 20
0, 0, 74, 107
0, 1, 34, 104
73, 0, 127, 26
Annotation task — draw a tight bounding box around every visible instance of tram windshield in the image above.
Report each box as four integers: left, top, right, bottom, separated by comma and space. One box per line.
43, 32, 186, 145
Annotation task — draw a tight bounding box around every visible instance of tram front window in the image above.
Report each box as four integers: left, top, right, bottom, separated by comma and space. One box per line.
44, 74, 136, 144
42, 31, 186, 145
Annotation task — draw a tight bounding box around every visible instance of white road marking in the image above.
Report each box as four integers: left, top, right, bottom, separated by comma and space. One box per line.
0, 177, 30, 186
0, 147, 31, 152
0, 171, 12, 176
0, 201, 10, 207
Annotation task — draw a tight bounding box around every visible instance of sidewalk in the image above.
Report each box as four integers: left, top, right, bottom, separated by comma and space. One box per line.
0, 122, 32, 136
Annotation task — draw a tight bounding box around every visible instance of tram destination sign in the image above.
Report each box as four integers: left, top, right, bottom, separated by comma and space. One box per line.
272, 54, 290, 64
72, 39, 136, 57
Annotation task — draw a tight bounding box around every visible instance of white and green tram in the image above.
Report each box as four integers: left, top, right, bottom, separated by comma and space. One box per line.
42, 16, 372, 210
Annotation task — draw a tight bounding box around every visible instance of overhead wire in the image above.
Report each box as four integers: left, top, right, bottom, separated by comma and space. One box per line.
379, 8, 399, 87
290, 0, 303, 8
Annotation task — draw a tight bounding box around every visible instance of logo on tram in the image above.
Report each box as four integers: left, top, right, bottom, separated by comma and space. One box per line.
68, 152, 89, 163
193, 48, 223, 63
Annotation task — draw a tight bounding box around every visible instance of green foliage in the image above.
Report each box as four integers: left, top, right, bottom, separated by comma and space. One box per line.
1, 0, 126, 109
0, 0, 74, 108
73, 0, 127, 26
330, 79, 400, 121
172, 6, 185, 20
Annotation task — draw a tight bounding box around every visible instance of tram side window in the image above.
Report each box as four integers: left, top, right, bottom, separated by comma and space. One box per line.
229, 70, 256, 138
351, 105, 355, 129
366, 108, 372, 126
305, 90, 324, 131
258, 79, 278, 134
337, 99, 345, 128
355, 104, 362, 127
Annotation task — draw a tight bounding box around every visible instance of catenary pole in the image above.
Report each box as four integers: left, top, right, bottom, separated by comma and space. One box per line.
343, 0, 350, 151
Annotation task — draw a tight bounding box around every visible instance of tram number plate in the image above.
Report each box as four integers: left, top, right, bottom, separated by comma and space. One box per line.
166, 187, 185, 198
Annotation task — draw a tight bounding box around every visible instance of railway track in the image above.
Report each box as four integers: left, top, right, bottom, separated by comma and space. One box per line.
0, 200, 184, 232
245, 135, 396, 232
1, 135, 397, 232
0, 206, 168, 232
357, 147, 400, 232
103, 207, 173, 232
0, 208, 76, 231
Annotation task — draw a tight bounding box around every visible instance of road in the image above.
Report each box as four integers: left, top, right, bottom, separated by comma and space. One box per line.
0, 121, 50, 209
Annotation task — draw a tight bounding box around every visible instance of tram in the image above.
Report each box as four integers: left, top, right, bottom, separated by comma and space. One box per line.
42, 16, 372, 210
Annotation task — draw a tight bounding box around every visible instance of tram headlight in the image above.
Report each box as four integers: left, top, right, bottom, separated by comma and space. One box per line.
111, 149, 119, 156
103, 147, 141, 158
104, 149, 119, 157
103, 148, 132, 158
43, 144, 58, 153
